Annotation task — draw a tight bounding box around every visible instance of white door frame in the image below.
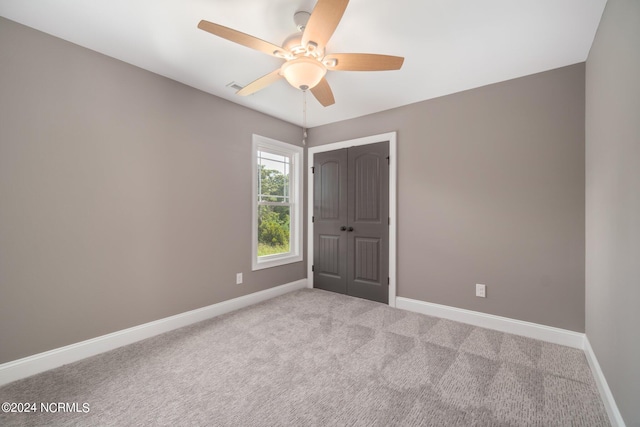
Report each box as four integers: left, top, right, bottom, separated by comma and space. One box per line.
307, 132, 397, 307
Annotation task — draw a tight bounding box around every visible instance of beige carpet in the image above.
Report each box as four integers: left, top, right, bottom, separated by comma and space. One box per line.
0, 289, 609, 426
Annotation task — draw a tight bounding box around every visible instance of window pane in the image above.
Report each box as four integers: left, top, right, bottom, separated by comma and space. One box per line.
257, 204, 290, 256
257, 150, 290, 203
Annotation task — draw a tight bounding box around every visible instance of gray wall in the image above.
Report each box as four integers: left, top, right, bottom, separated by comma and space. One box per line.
586, 0, 640, 425
0, 17, 304, 364
309, 64, 586, 332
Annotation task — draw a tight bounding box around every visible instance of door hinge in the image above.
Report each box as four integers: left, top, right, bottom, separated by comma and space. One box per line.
386, 156, 390, 165
387, 277, 390, 285
312, 216, 315, 223
388, 217, 390, 225
312, 265, 315, 272
311, 166, 315, 173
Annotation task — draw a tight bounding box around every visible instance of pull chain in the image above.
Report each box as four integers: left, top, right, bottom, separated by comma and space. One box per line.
302, 90, 308, 145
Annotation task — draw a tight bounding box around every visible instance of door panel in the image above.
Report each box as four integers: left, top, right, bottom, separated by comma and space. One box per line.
319, 160, 341, 220
313, 149, 348, 294
318, 235, 340, 277
354, 154, 381, 222
313, 141, 389, 304
354, 237, 381, 282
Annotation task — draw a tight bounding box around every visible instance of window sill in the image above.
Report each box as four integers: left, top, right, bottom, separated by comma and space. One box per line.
252, 253, 303, 271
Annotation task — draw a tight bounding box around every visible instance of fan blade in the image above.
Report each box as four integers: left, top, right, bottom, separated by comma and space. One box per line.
301, 0, 349, 50
237, 69, 283, 96
198, 20, 288, 58
324, 53, 404, 71
310, 78, 335, 107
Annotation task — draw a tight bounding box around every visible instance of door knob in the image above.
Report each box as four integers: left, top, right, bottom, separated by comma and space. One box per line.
340, 226, 347, 231
347, 227, 354, 232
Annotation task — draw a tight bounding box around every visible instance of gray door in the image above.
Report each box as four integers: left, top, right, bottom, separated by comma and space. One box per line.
313, 141, 389, 303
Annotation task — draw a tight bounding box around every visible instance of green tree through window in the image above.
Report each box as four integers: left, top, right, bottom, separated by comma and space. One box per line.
257, 155, 291, 257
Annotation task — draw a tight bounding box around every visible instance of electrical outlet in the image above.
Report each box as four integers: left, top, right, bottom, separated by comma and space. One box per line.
476, 284, 486, 298
236, 273, 243, 285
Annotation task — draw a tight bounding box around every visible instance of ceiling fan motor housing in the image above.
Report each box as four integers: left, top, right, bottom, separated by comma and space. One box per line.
282, 34, 324, 59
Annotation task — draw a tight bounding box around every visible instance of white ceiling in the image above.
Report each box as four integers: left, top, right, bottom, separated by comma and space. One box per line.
0, 0, 606, 127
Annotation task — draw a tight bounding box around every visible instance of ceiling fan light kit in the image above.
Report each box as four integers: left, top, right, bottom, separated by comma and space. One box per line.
198, 0, 404, 107
281, 57, 327, 91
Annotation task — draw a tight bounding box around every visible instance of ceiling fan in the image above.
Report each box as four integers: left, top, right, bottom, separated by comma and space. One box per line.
198, 0, 404, 107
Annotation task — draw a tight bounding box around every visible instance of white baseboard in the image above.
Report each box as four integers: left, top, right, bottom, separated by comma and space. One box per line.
584, 337, 627, 427
395, 297, 585, 349
0, 279, 308, 387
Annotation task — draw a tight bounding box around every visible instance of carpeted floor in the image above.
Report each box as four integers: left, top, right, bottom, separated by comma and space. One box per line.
0, 289, 609, 426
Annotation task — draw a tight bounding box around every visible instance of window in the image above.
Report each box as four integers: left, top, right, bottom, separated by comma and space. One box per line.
252, 135, 303, 270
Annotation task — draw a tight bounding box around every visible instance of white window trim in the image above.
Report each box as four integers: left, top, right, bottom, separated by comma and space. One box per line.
252, 134, 303, 271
